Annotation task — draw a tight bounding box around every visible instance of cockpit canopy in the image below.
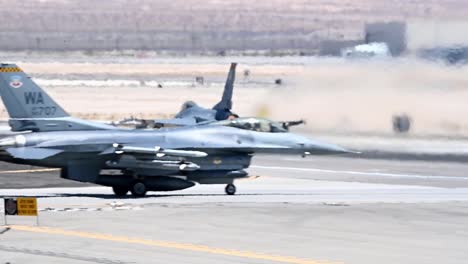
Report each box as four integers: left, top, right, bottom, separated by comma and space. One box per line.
211, 117, 288, 133
181, 101, 198, 111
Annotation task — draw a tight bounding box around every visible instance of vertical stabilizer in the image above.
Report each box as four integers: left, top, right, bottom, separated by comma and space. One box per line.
213, 62, 236, 111
0, 64, 68, 118
0, 63, 117, 132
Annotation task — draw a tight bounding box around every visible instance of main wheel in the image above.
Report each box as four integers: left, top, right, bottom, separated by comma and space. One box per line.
130, 181, 147, 197
112, 186, 129, 196
225, 183, 236, 195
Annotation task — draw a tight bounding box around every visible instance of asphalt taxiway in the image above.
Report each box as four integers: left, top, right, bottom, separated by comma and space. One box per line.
0, 156, 468, 264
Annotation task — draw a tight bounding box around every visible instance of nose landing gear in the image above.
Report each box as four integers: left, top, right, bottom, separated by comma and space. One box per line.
111, 181, 147, 197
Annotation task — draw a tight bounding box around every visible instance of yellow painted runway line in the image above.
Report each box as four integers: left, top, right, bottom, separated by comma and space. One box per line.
0, 168, 60, 174
9, 225, 341, 264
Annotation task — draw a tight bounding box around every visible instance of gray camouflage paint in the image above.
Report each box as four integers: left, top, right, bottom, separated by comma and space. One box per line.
0, 63, 350, 195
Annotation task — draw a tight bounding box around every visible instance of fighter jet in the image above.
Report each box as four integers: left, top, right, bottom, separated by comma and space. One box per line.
152, 63, 238, 128
0, 64, 351, 197
117, 62, 305, 131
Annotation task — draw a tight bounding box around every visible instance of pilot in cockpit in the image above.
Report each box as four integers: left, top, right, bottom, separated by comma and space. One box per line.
212, 118, 288, 133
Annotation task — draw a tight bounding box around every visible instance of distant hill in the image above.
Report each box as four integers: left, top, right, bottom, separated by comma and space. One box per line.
0, 0, 466, 52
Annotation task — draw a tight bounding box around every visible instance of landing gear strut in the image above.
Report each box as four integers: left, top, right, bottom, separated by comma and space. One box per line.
225, 183, 236, 195
112, 186, 129, 196
130, 181, 147, 197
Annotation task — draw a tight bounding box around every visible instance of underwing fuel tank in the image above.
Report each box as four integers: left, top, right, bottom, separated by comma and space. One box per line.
95, 174, 195, 191
145, 176, 195, 191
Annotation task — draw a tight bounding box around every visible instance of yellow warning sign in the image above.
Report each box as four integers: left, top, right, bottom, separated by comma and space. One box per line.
16, 197, 38, 216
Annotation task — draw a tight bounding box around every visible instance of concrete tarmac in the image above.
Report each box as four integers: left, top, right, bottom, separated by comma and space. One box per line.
0, 156, 468, 264
2, 155, 468, 189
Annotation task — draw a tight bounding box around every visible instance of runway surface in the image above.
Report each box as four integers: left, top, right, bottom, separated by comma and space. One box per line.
3, 155, 468, 189
1, 156, 468, 263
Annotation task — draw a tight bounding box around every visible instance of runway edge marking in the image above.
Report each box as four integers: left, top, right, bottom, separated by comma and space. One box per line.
251, 165, 468, 180
8, 225, 342, 264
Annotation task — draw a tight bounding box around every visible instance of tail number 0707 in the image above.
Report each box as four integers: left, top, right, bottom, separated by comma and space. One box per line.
32, 106, 57, 116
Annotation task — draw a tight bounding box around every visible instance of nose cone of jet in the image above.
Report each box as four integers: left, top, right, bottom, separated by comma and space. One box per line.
295, 135, 356, 156
305, 141, 354, 155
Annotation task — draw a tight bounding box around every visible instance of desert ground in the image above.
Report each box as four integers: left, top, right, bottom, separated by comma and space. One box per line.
1, 57, 468, 137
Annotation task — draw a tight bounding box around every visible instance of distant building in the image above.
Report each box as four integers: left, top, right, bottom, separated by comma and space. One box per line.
407, 20, 468, 64
319, 40, 363, 56
320, 21, 407, 57
407, 20, 468, 50
364, 22, 407, 56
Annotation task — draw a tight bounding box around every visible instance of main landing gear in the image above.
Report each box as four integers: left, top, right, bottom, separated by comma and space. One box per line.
112, 181, 147, 197
112, 186, 129, 196
225, 183, 236, 195
130, 181, 147, 197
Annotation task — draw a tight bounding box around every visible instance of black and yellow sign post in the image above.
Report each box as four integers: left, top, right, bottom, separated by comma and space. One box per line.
3, 197, 39, 226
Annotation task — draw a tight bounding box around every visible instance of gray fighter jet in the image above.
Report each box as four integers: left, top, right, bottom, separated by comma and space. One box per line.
0, 64, 350, 197
152, 63, 238, 128
118, 62, 304, 131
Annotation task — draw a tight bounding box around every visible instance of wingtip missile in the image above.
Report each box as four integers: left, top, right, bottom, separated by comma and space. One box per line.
179, 162, 200, 171
162, 148, 208, 158
112, 144, 208, 158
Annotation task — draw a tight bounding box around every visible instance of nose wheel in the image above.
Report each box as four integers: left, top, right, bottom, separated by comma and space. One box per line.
225, 183, 236, 195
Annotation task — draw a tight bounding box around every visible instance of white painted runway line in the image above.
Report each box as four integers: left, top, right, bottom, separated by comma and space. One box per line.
251, 165, 468, 180
1, 176, 468, 209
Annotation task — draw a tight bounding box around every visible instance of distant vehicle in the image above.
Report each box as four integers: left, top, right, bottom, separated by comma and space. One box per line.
341, 42, 391, 59
418, 46, 468, 65
0, 64, 351, 197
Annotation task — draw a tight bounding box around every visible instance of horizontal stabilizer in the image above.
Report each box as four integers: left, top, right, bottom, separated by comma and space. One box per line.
9, 117, 119, 132
6, 147, 63, 160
